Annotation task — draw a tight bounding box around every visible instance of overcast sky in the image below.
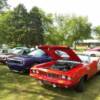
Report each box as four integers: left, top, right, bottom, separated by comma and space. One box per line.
7, 0, 100, 26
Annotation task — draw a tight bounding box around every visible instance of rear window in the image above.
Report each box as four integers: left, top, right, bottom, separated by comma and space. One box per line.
55, 50, 69, 58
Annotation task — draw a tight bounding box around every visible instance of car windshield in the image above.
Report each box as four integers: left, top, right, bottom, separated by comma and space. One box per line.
11, 49, 22, 54
78, 54, 90, 63
28, 49, 46, 57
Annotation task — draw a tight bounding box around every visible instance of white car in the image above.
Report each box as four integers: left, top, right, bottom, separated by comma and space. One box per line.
0, 47, 30, 64
84, 47, 100, 57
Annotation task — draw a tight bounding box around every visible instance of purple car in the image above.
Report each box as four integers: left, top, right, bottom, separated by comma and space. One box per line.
6, 49, 52, 73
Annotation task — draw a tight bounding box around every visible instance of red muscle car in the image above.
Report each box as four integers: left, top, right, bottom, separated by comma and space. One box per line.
30, 45, 100, 92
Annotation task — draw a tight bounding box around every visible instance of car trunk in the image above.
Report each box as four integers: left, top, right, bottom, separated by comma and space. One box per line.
39, 45, 81, 62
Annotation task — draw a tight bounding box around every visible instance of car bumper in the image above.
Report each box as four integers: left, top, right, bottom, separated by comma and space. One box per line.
30, 73, 75, 88
7, 63, 27, 71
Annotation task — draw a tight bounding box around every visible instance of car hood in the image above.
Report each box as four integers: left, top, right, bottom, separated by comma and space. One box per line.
39, 45, 81, 62
0, 53, 15, 58
7, 55, 37, 61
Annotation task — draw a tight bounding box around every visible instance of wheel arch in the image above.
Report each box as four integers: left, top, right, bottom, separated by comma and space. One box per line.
81, 74, 88, 81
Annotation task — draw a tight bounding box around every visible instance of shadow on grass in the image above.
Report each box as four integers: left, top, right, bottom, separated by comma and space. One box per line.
0, 65, 100, 100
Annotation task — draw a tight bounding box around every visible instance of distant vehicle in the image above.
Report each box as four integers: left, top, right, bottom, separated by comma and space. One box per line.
0, 48, 11, 54
30, 48, 35, 52
30, 46, 100, 92
84, 47, 100, 57
6, 45, 75, 73
0, 47, 30, 64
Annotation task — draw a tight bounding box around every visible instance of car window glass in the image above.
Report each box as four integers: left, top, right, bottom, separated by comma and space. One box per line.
12, 49, 22, 54
28, 49, 46, 57
55, 50, 69, 58
78, 54, 90, 63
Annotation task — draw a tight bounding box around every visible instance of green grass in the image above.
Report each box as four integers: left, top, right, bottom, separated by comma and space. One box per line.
0, 65, 100, 100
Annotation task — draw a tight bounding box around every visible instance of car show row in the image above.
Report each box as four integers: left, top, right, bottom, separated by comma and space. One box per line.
1, 45, 100, 92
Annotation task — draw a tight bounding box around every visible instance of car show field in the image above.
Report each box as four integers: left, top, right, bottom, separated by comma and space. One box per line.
0, 64, 100, 100
1, 0, 100, 99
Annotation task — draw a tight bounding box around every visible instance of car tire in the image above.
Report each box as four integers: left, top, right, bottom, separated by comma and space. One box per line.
34, 63, 39, 65
75, 77, 85, 92
97, 59, 100, 71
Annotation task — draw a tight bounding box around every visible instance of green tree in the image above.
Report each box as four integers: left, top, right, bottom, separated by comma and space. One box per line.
0, 4, 29, 46
42, 13, 53, 33
27, 7, 44, 46
7, 4, 28, 45
0, 0, 9, 43
42, 13, 55, 44
66, 16, 92, 46
0, 5, 47, 46
0, 4, 92, 47
93, 26, 100, 38
0, 11, 12, 44
45, 15, 92, 46
0, 0, 8, 12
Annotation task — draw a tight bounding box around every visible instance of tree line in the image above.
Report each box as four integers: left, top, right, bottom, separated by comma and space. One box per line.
0, 1, 100, 47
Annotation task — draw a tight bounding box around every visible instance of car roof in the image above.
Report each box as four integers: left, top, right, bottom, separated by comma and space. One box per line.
88, 47, 100, 51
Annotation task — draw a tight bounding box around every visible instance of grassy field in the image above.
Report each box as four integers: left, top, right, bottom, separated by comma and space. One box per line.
0, 65, 100, 100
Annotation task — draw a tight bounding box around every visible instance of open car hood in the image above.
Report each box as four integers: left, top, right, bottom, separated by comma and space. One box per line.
38, 45, 81, 62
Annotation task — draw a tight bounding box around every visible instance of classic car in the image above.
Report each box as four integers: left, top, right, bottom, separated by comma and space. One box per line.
0, 47, 30, 64
30, 46, 100, 92
6, 45, 77, 73
84, 47, 100, 57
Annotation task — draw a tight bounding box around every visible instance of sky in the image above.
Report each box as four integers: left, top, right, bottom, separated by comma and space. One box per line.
7, 0, 100, 26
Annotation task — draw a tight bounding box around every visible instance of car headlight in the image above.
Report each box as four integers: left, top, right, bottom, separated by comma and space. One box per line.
17, 60, 24, 65
67, 76, 72, 80
32, 70, 36, 73
36, 70, 39, 74
32, 70, 39, 74
61, 75, 67, 79
61, 75, 72, 80
3, 57, 6, 60
21, 60, 25, 65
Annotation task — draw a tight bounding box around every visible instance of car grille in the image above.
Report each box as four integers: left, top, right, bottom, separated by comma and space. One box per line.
7, 59, 23, 65
38, 71, 61, 78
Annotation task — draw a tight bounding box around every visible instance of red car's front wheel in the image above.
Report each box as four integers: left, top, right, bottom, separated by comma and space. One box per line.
75, 77, 85, 92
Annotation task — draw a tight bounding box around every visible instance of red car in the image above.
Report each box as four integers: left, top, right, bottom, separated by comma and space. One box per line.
30, 45, 100, 92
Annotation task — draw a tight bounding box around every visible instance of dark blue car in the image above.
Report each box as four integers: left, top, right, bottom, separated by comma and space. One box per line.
6, 49, 52, 73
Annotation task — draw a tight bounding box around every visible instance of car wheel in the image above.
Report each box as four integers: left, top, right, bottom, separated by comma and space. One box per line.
75, 77, 85, 92
19, 70, 24, 74
34, 63, 39, 65
26, 63, 39, 73
97, 59, 100, 71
